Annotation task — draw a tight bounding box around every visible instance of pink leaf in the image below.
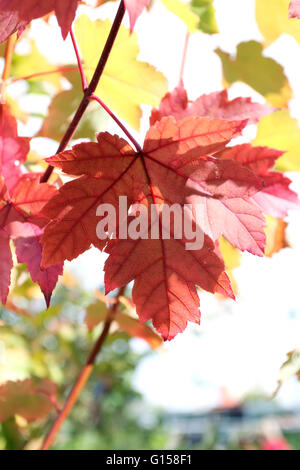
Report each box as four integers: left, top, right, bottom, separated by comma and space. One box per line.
289, 0, 300, 18
185, 158, 266, 256
218, 144, 300, 218
12, 223, 63, 307
150, 85, 275, 125
0, 104, 30, 193
124, 0, 150, 31
0, 0, 79, 43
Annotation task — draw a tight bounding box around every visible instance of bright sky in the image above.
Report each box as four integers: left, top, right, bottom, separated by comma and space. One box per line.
7, 0, 300, 412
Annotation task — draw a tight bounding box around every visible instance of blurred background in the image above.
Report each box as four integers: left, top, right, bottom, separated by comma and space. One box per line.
1, 0, 300, 450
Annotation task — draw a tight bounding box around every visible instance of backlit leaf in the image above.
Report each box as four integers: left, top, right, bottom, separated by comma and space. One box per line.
253, 110, 300, 172
74, 15, 168, 129
256, 0, 300, 45
215, 41, 292, 107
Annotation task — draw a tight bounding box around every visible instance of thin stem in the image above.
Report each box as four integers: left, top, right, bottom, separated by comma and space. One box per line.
41, 286, 125, 451
2, 35, 16, 81
179, 32, 190, 85
9, 66, 80, 84
40, 0, 126, 184
70, 28, 88, 91
90, 94, 142, 152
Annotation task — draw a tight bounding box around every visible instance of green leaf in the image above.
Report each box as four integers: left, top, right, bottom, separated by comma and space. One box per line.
215, 41, 292, 107
160, 0, 199, 32
190, 0, 218, 34
38, 70, 108, 142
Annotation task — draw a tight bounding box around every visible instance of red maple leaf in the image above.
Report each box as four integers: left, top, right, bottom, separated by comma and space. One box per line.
218, 144, 300, 219
0, 173, 59, 305
150, 84, 275, 126
0, 0, 79, 43
0, 104, 30, 193
289, 0, 300, 18
40, 116, 267, 339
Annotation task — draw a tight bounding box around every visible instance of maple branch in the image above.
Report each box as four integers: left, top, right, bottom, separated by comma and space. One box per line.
41, 286, 125, 451
179, 32, 190, 85
90, 94, 142, 152
70, 27, 88, 92
40, 0, 126, 184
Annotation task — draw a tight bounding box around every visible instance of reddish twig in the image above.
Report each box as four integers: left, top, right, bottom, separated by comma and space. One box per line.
40, 0, 126, 183
90, 94, 142, 152
41, 286, 125, 450
9, 66, 80, 84
2, 35, 16, 81
70, 27, 88, 91
179, 32, 190, 85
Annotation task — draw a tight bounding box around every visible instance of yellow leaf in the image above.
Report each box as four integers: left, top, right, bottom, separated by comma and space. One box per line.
160, 0, 199, 33
85, 300, 108, 331
256, 0, 300, 45
264, 215, 288, 257
116, 313, 163, 349
12, 40, 61, 89
253, 110, 300, 172
75, 15, 168, 130
219, 237, 241, 295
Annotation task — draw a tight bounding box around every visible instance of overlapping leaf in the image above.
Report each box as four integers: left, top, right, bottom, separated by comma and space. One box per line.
253, 110, 300, 172
215, 41, 292, 107
74, 15, 168, 129
256, 0, 300, 45
150, 84, 275, 125
0, 0, 79, 43
0, 173, 59, 305
218, 144, 300, 218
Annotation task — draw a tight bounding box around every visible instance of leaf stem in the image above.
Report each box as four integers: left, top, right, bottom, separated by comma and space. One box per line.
70, 27, 88, 91
40, 0, 126, 183
2, 35, 16, 81
90, 94, 142, 152
179, 31, 190, 85
41, 286, 125, 451
9, 66, 80, 84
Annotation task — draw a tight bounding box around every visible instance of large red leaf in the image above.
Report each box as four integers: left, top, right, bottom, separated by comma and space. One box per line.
0, 0, 79, 42
150, 85, 275, 126
218, 144, 300, 218
0, 104, 30, 193
41, 116, 264, 339
289, 0, 300, 18
42, 117, 246, 267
